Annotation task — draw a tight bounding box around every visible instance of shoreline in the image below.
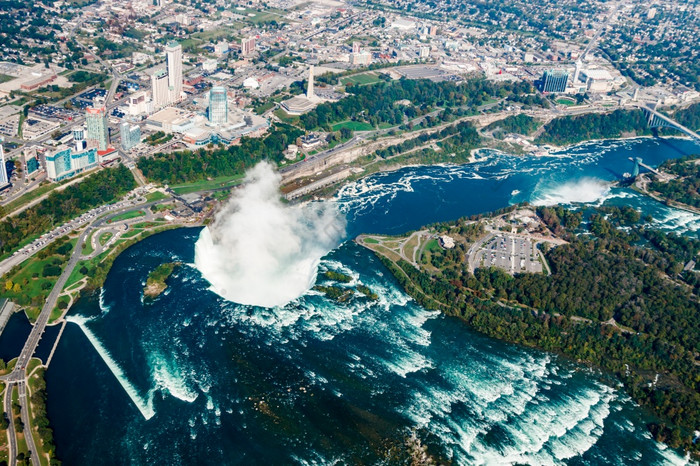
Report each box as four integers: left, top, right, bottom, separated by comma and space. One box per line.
296, 134, 700, 203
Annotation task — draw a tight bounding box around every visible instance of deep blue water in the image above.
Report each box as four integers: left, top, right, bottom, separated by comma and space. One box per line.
46, 137, 700, 465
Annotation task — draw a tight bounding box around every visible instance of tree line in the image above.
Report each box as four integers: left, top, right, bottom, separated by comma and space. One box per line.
649, 155, 700, 208
535, 109, 652, 145
0, 165, 136, 256
137, 124, 303, 185
373, 205, 700, 457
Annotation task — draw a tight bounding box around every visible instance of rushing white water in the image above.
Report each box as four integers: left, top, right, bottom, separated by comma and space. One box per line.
532, 178, 612, 206
194, 163, 346, 308
67, 315, 155, 420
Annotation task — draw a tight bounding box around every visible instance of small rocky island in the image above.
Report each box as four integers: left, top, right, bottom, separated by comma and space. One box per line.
144, 262, 181, 299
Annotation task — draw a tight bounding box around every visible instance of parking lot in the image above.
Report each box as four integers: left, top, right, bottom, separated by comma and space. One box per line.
31, 104, 82, 121
476, 234, 543, 274
11, 197, 141, 259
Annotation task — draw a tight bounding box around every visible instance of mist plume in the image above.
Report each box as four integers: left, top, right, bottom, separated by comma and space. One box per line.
194, 163, 345, 308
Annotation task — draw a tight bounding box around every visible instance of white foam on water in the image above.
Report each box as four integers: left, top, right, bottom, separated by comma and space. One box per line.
655, 208, 700, 233
67, 315, 155, 420
532, 178, 612, 207
194, 162, 345, 308
150, 353, 199, 403
98, 288, 112, 316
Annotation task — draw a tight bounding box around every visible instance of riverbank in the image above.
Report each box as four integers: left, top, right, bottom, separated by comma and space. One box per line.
285, 134, 699, 204
358, 204, 700, 458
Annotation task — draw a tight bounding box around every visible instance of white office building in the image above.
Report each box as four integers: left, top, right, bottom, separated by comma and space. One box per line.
165, 41, 183, 103
0, 142, 8, 187
209, 87, 228, 126
151, 69, 170, 110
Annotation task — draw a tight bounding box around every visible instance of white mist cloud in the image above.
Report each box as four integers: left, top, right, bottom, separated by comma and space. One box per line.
532, 178, 611, 206
194, 162, 346, 308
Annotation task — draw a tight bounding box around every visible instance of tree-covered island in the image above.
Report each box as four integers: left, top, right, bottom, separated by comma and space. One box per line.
144, 262, 181, 299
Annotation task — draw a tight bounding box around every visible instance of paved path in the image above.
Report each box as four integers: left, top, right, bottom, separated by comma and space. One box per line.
0, 199, 171, 465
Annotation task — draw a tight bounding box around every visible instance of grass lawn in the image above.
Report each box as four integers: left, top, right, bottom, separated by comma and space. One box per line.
63, 250, 109, 291
145, 191, 168, 202
0, 359, 16, 377
26, 358, 42, 376
192, 27, 239, 42
274, 109, 300, 125
121, 230, 142, 239
52, 294, 70, 315
98, 232, 113, 246
82, 231, 95, 256
170, 174, 245, 195
341, 73, 381, 86
107, 210, 145, 223
556, 97, 577, 106
331, 120, 374, 131
131, 221, 164, 229
0, 74, 13, 84
363, 237, 380, 244
254, 101, 275, 115
424, 238, 440, 252
238, 8, 288, 24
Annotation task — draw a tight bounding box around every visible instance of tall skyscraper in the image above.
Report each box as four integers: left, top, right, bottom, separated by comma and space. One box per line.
307, 65, 315, 100
540, 70, 569, 93
120, 121, 141, 151
352, 42, 361, 54
85, 106, 109, 151
165, 41, 183, 103
151, 69, 170, 109
573, 60, 582, 83
241, 37, 256, 57
209, 87, 228, 126
0, 141, 8, 186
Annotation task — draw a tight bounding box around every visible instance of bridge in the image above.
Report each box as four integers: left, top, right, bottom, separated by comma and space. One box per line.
628, 157, 660, 177
638, 103, 700, 141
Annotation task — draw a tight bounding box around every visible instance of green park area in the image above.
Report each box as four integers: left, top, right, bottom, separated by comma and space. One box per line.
26, 365, 59, 465
145, 191, 168, 202
170, 174, 245, 195
237, 7, 288, 24
107, 210, 145, 223
1, 235, 78, 322
340, 73, 381, 86
555, 96, 577, 106
331, 120, 374, 131
62, 222, 177, 295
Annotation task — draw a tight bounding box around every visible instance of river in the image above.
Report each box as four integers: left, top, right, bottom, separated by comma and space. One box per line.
43, 137, 700, 465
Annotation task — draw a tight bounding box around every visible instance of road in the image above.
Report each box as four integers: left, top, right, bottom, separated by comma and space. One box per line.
18, 381, 38, 466
3, 383, 16, 465
0, 198, 168, 465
